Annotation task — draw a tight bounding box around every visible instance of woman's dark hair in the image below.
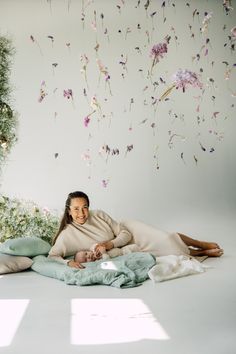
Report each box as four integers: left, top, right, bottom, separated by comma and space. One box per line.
52, 191, 90, 245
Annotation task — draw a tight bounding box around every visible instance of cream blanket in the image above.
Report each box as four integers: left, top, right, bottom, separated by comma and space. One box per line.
148, 255, 207, 282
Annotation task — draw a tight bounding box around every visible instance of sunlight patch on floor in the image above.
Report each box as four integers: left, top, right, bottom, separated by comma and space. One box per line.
0, 299, 29, 347
71, 298, 169, 345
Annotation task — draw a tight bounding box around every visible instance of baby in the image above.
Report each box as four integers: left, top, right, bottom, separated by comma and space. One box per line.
74, 243, 140, 264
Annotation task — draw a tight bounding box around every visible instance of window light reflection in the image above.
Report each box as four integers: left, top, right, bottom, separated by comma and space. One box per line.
100, 261, 118, 270
71, 298, 169, 345
0, 299, 29, 347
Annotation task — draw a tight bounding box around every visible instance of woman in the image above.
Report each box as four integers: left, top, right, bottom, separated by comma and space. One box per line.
48, 191, 223, 268
49, 191, 132, 268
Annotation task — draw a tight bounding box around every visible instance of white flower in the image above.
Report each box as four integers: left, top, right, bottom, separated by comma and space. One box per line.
0, 195, 59, 243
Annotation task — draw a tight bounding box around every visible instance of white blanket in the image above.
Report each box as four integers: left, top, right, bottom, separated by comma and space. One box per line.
148, 255, 207, 282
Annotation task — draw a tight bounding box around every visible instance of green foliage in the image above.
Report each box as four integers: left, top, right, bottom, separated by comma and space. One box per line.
0, 35, 18, 166
0, 195, 60, 244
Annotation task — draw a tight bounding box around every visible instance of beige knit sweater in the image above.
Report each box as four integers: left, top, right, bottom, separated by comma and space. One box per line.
48, 210, 132, 264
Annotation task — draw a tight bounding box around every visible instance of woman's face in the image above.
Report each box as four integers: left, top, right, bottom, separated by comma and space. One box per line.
69, 197, 89, 225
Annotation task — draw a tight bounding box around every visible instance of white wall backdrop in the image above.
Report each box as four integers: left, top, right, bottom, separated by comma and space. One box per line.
0, 0, 235, 225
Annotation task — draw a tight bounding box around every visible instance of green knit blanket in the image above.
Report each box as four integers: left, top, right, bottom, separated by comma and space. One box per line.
31, 252, 156, 288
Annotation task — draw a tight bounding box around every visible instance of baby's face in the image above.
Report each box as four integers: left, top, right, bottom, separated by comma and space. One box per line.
75, 251, 96, 263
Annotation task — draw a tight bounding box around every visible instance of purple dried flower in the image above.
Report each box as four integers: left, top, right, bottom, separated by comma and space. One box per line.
173, 69, 203, 92
102, 179, 109, 188
63, 89, 73, 99
84, 116, 90, 127
150, 42, 168, 62
149, 42, 168, 75
160, 68, 203, 100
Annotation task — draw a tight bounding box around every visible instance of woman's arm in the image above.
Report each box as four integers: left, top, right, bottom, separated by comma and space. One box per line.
48, 228, 84, 267
96, 210, 132, 249
48, 244, 69, 264
48, 246, 85, 268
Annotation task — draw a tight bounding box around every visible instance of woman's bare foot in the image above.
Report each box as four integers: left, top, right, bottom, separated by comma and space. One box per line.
190, 248, 224, 257
199, 242, 221, 250
177, 233, 221, 251
177, 233, 223, 256
204, 248, 224, 257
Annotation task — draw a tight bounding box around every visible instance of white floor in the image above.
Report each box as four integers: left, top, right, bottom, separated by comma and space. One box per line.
1, 212, 236, 354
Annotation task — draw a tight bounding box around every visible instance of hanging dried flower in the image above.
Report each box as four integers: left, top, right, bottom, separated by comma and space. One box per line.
63, 89, 73, 99
160, 69, 203, 100
149, 42, 168, 74
84, 116, 90, 127
201, 12, 213, 33
173, 69, 203, 92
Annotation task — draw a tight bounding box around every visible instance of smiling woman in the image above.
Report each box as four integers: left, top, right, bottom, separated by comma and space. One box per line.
69, 194, 90, 225
49, 191, 132, 269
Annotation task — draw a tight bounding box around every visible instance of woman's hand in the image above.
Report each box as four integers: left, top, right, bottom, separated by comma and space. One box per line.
94, 245, 106, 256
104, 241, 114, 250
67, 260, 85, 269
95, 241, 114, 252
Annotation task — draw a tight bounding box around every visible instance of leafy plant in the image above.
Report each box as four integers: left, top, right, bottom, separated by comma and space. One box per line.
0, 195, 60, 244
0, 35, 18, 167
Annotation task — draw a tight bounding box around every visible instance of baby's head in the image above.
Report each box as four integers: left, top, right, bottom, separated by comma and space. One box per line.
74, 250, 96, 263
